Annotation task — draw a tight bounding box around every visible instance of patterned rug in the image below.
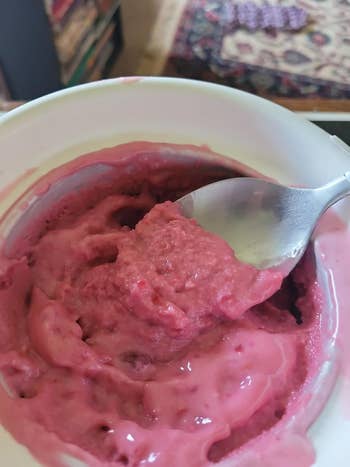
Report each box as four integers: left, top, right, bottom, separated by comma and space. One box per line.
144, 0, 350, 98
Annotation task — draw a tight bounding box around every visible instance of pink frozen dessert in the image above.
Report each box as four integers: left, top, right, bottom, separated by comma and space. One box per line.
0, 143, 321, 467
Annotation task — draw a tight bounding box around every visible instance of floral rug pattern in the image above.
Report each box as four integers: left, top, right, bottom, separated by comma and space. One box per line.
164, 0, 350, 97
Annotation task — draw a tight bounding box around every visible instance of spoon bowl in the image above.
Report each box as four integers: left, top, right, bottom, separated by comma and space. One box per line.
177, 173, 350, 274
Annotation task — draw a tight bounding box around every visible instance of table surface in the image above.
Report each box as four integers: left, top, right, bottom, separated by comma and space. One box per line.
270, 98, 350, 112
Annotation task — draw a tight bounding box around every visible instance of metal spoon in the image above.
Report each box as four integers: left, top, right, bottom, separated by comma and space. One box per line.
177, 173, 350, 274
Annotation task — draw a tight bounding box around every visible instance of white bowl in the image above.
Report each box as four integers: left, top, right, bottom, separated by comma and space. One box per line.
0, 77, 349, 467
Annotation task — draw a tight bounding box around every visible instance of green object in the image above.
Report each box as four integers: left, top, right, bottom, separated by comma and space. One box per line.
67, 43, 95, 86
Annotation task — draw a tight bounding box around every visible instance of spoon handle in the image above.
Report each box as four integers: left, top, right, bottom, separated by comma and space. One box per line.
316, 171, 350, 211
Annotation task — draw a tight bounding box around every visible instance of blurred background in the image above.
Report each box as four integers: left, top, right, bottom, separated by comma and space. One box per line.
0, 0, 349, 112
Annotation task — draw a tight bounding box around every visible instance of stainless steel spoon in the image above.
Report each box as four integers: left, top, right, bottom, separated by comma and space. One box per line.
177, 173, 350, 274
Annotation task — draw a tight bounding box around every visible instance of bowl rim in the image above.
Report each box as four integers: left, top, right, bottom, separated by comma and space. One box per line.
0, 76, 329, 143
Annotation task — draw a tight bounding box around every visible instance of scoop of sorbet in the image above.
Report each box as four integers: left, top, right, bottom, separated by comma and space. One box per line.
0, 195, 312, 467
29, 201, 283, 362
